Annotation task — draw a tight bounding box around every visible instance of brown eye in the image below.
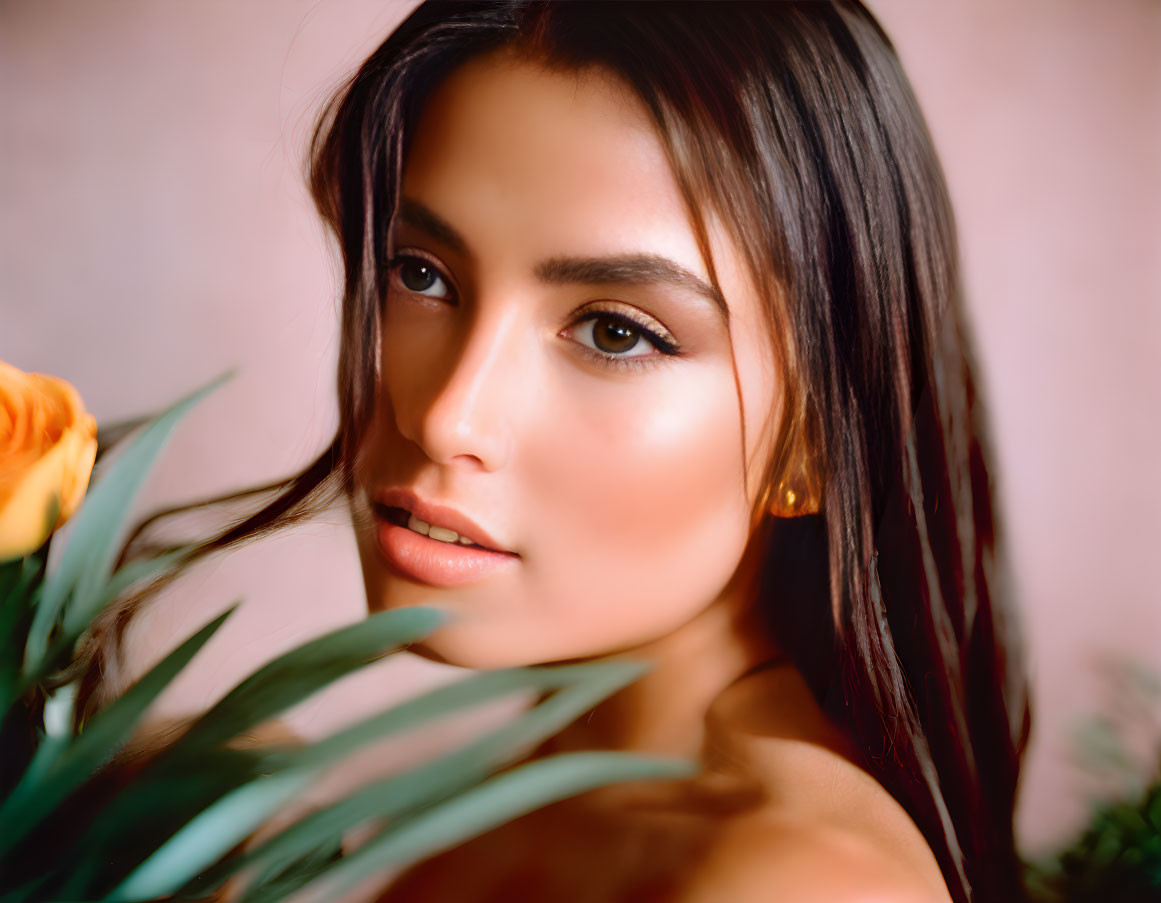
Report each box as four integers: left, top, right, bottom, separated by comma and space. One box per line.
592, 316, 642, 354
566, 309, 679, 366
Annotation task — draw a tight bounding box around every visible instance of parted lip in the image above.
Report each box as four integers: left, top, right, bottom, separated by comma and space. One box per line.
371, 487, 516, 555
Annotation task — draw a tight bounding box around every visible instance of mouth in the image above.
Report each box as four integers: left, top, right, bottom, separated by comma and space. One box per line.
369, 498, 519, 589
372, 502, 492, 551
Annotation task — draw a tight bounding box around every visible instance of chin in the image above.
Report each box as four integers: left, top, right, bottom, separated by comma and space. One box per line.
401, 624, 537, 671
400, 619, 610, 672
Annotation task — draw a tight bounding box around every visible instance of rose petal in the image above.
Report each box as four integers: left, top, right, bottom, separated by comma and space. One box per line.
0, 361, 98, 559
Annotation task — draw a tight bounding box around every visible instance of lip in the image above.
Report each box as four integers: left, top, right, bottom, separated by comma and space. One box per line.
369, 488, 519, 589
371, 487, 514, 554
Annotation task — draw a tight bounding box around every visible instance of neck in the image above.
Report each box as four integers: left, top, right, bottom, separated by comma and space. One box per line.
538, 520, 783, 762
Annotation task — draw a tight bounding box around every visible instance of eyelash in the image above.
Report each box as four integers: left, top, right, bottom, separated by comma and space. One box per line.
385, 252, 682, 371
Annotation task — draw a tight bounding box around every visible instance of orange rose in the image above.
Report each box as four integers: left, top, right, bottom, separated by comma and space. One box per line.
0, 360, 98, 561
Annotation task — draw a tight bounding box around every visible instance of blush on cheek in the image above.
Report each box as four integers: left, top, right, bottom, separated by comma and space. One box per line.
520, 369, 752, 651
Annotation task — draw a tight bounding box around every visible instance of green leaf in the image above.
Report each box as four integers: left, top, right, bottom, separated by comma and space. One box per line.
1, 556, 46, 646
0, 871, 52, 903
103, 767, 316, 902
0, 579, 38, 715
172, 606, 447, 752
49, 608, 443, 897
24, 368, 235, 678
0, 559, 24, 604
192, 659, 661, 895
2, 731, 69, 806
11, 547, 196, 714
1, 557, 46, 673
97, 547, 192, 614
226, 840, 342, 903
290, 658, 649, 772
285, 751, 697, 903
0, 605, 235, 858
94, 413, 154, 467
52, 746, 271, 901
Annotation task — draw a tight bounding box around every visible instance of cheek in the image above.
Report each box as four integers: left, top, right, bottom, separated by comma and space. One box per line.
360, 306, 759, 667
518, 364, 751, 647
380, 301, 445, 393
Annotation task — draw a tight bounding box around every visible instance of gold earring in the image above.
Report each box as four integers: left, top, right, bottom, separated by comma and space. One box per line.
760, 439, 822, 518
766, 468, 819, 517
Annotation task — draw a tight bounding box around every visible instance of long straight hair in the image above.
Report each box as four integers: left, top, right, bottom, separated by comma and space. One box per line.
76, 3, 1032, 900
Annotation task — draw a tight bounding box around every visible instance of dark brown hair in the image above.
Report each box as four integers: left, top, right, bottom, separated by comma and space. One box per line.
77, 3, 1032, 900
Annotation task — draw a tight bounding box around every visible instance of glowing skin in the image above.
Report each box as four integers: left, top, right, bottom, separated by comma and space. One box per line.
351, 46, 786, 758
352, 49, 789, 747
355, 44, 780, 682
351, 47, 954, 903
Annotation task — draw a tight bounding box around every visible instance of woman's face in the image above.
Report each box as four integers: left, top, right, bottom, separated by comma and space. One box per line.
352, 48, 782, 669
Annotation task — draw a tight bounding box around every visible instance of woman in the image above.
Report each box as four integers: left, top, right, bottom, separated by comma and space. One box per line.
79, 2, 1032, 901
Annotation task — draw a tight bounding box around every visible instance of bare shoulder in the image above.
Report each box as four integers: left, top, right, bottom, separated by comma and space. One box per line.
683, 663, 956, 903
670, 811, 953, 903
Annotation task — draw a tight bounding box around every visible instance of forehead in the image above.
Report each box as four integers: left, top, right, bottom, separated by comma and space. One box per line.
401, 49, 710, 285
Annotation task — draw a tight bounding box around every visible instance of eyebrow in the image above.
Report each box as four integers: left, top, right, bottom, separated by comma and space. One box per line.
395, 197, 728, 321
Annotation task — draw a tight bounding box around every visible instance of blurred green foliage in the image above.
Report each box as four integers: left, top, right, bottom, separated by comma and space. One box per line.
1022, 655, 1161, 902
0, 371, 694, 902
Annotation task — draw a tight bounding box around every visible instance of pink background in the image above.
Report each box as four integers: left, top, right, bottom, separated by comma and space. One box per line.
2, 0, 1158, 866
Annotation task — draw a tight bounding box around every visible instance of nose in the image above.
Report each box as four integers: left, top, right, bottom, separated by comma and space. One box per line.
387, 305, 521, 473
